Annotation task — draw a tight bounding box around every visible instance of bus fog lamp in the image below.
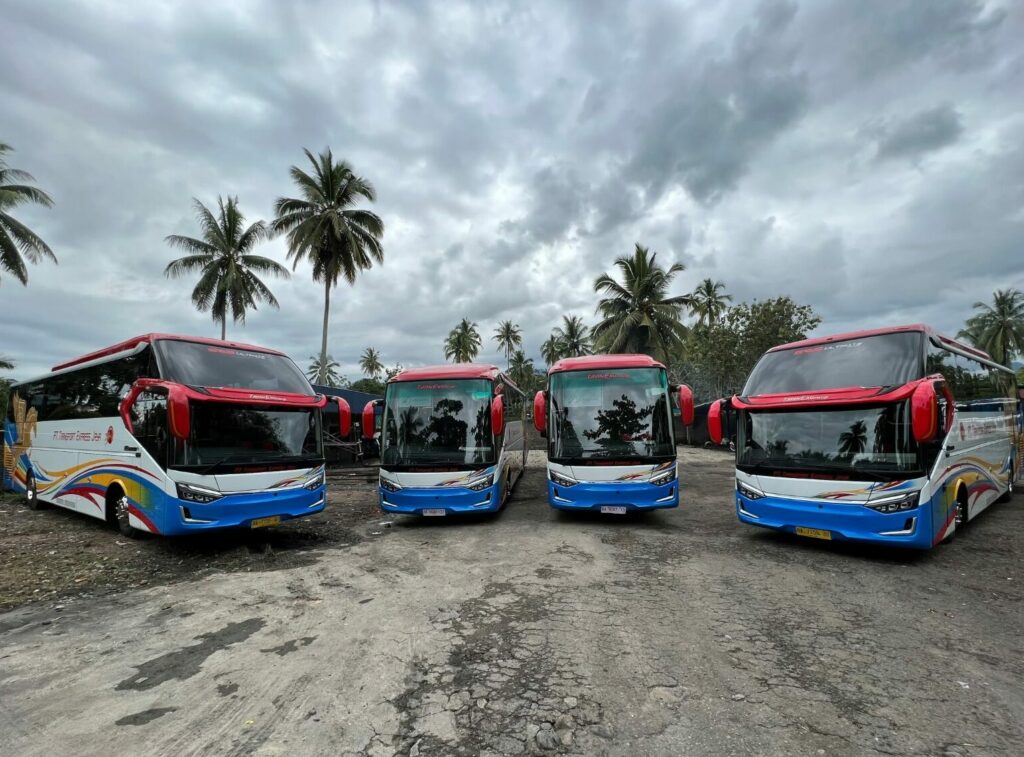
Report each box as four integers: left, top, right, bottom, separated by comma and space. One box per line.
176, 482, 223, 504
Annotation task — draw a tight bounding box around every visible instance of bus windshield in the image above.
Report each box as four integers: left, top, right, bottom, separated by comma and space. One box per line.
381, 379, 494, 468
548, 367, 674, 462
743, 332, 923, 396
155, 340, 312, 394
738, 404, 921, 478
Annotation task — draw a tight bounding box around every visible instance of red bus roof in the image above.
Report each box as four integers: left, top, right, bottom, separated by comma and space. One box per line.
549, 354, 666, 374
51, 333, 287, 371
391, 363, 501, 382
768, 323, 992, 361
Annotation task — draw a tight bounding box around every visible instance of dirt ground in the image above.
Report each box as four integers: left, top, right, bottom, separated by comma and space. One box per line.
0, 468, 381, 611
1, 447, 1022, 756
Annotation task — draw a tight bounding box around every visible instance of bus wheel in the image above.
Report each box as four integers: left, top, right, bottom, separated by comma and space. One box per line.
108, 487, 143, 539
953, 487, 970, 530
25, 471, 43, 510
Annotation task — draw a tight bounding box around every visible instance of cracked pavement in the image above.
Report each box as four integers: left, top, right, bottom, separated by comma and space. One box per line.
1, 448, 1022, 756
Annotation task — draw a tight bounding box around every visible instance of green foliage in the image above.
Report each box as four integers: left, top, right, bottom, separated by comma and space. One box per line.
551, 315, 591, 358
689, 278, 732, 328
673, 296, 821, 402
0, 143, 56, 286
272, 148, 384, 382
444, 318, 482, 363
592, 243, 690, 361
493, 320, 522, 368
507, 349, 534, 391
350, 377, 386, 395
306, 354, 347, 388
958, 288, 1024, 367
359, 347, 384, 379
541, 336, 563, 367
164, 196, 288, 339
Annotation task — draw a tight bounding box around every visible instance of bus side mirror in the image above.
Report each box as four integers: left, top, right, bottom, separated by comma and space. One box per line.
708, 399, 723, 445
361, 400, 378, 440
491, 395, 505, 436
167, 385, 191, 441
911, 381, 939, 442
533, 391, 546, 434
678, 384, 695, 427
335, 397, 352, 438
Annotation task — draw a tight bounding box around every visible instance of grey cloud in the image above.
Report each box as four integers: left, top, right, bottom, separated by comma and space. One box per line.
872, 104, 965, 162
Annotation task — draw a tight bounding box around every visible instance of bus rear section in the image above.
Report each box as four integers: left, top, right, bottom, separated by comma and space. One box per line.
3, 334, 328, 537
535, 355, 694, 514
375, 365, 526, 517
708, 325, 1019, 549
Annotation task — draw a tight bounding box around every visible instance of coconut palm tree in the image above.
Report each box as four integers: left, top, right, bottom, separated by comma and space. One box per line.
838, 420, 868, 457
541, 335, 563, 367
165, 196, 288, 340
444, 318, 482, 363
689, 278, 732, 328
359, 347, 384, 379
0, 355, 13, 371
508, 349, 534, 390
272, 148, 384, 383
0, 143, 56, 286
307, 354, 345, 387
958, 289, 1024, 367
592, 244, 691, 360
493, 320, 522, 369
552, 315, 591, 357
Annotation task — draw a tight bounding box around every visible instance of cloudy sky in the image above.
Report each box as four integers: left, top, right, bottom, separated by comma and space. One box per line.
2, 0, 1022, 381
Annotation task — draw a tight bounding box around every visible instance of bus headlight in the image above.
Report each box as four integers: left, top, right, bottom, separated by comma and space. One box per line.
737, 481, 764, 500
867, 491, 920, 513
549, 471, 578, 487
650, 467, 677, 486
303, 471, 325, 490
380, 477, 402, 492
176, 482, 223, 504
467, 474, 494, 491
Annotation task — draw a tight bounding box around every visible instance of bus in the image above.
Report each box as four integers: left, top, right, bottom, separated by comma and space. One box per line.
533, 355, 695, 513
707, 324, 1021, 548
2, 334, 335, 538
372, 364, 527, 516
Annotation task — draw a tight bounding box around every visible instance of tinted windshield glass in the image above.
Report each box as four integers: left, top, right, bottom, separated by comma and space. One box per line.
743, 332, 923, 396
549, 368, 674, 461
174, 404, 322, 472
381, 379, 494, 467
738, 404, 920, 477
156, 340, 312, 394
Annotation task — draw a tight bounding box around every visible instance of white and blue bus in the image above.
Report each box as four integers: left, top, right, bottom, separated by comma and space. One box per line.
373, 364, 527, 516
534, 355, 694, 513
708, 324, 1021, 548
3, 334, 332, 538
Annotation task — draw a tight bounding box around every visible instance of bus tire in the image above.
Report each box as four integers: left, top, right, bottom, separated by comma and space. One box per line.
997, 465, 1014, 502
953, 485, 970, 530
107, 486, 143, 540
25, 471, 43, 510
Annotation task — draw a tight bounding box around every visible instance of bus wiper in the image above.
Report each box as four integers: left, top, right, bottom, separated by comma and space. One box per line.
195, 452, 257, 476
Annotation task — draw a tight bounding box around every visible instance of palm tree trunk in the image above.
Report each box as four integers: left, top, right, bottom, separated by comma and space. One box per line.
221, 317, 226, 341
319, 279, 331, 383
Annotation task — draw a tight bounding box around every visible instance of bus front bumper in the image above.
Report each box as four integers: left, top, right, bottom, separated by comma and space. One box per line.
736, 494, 934, 549
547, 480, 679, 511
380, 485, 500, 515
163, 485, 327, 534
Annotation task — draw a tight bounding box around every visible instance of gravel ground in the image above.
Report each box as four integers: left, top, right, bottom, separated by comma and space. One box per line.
2, 448, 1022, 756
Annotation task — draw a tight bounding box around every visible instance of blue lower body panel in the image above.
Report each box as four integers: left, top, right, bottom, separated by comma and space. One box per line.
380, 484, 500, 515
548, 480, 679, 511
161, 485, 327, 535
736, 493, 934, 549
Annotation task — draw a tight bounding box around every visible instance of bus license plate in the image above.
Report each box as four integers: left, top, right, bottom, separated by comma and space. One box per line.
795, 526, 831, 540
251, 516, 281, 529
601, 506, 627, 515
423, 509, 446, 517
